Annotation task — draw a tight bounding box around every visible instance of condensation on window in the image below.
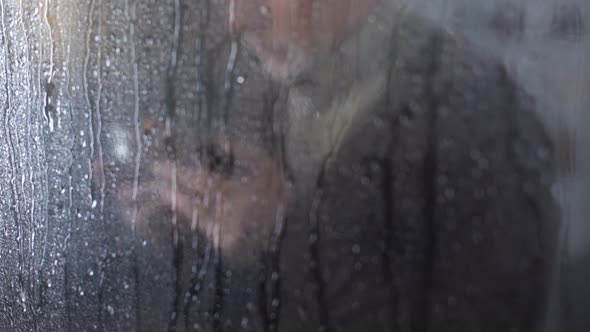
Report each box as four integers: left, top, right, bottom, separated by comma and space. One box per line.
0, 0, 588, 331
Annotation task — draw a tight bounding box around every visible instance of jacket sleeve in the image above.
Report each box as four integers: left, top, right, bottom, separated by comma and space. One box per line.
403, 30, 560, 332
312, 24, 560, 332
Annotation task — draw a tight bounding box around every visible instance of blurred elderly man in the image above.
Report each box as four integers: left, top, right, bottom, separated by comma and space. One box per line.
228, 1, 559, 331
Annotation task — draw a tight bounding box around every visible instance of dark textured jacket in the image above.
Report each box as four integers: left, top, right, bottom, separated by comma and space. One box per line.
272, 12, 560, 332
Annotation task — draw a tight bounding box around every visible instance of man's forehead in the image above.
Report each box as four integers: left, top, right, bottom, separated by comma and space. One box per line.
232, 0, 382, 15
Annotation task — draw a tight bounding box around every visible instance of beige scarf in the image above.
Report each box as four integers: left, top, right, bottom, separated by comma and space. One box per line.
284, 1, 407, 180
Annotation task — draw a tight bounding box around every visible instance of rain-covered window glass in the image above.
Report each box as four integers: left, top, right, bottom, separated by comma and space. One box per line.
0, 0, 588, 331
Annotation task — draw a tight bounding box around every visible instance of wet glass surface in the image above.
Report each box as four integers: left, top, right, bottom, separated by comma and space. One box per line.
0, 0, 588, 331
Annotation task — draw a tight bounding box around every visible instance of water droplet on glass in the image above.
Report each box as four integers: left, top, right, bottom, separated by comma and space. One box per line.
259, 5, 270, 16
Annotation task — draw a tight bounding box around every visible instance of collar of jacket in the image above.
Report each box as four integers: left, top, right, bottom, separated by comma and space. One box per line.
282, 2, 407, 185
284, 1, 406, 168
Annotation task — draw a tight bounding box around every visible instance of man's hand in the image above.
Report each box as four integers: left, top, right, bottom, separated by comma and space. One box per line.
118, 139, 289, 260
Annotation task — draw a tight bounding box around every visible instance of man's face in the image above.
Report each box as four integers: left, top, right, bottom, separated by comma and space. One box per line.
230, 0, 380, 82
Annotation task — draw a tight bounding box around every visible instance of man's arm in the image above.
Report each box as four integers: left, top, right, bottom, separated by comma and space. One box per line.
309, 20, 560, 332
411, 29, 560, 332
